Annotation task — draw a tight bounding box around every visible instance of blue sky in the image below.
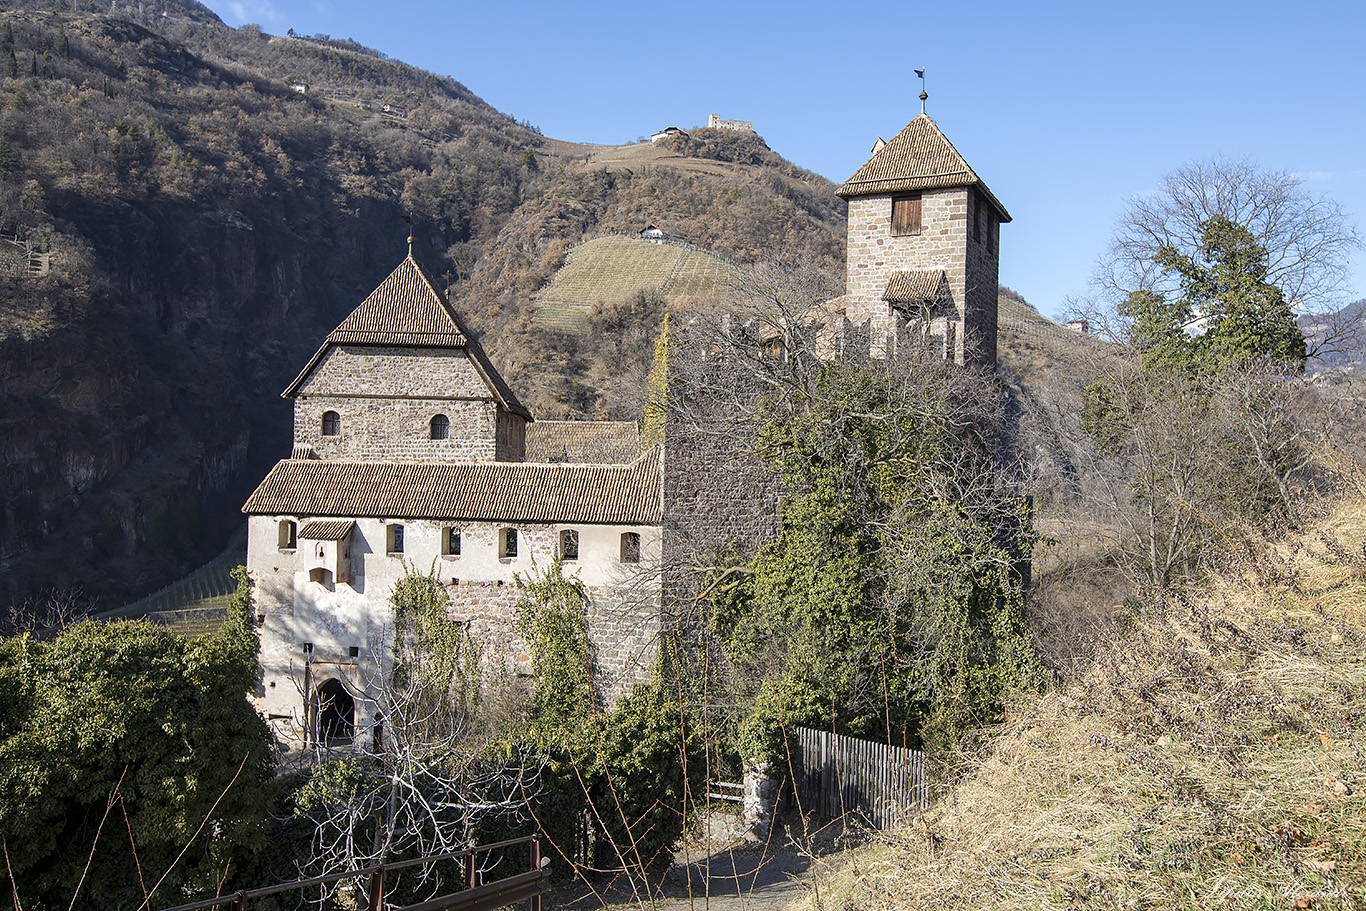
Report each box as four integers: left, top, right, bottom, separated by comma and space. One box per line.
208, 0, 1366, 320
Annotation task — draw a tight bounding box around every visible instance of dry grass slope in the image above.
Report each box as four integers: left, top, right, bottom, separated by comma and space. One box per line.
798, 498, 1366, 910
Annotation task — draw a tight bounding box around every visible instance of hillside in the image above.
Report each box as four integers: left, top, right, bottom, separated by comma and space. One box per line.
0, 1, 846, 610
798, 492, 1366, 908
532, 234, 742, 331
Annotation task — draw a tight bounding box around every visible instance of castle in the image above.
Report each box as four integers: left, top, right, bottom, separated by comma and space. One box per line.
241, 112, 1008, 751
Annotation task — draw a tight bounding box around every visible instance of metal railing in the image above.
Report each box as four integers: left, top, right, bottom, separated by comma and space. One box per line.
160, 835, 547, 911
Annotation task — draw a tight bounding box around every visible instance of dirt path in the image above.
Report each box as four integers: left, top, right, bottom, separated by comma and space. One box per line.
547, 815, 861, 911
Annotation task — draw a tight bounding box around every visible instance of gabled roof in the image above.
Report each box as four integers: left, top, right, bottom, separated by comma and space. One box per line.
526, 421, 641, 464
243, 449, 663, 526
299, 520, 355, 541
837, 114, 1011, 221
282, 256, 531, 418
883, 270, 950, 306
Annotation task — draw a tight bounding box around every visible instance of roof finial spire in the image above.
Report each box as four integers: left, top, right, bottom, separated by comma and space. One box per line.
403, 213, 413, 258
915, 68, 927, 115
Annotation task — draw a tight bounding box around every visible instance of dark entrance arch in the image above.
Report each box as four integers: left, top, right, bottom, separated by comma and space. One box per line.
315, 678, 354, 745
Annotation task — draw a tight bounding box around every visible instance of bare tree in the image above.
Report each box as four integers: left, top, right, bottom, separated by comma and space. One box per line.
1, 584, 92, 636
1092, 157, 1362, 357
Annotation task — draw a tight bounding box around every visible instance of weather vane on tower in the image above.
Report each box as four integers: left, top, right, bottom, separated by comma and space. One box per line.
915, 69, 928, 115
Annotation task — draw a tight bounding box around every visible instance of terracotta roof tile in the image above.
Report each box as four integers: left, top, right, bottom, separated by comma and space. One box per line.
298, 520, 355, 541
243, 450, 662, 525
837, 115, 1010, 221
525, 421, 641, 463
883, 270, 949, 305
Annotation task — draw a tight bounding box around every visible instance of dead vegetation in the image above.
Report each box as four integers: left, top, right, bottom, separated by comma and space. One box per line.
792, 497, 1366, 910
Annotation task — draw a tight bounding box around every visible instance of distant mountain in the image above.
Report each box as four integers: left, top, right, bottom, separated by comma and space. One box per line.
0, 2, 845, 609
1301, 298, 1366, 371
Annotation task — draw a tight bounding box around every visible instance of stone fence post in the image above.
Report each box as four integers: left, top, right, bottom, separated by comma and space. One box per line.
742, 760, 779, 841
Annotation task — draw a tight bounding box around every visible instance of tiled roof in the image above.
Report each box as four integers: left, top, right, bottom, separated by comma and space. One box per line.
837, 115, 1011, 221
325, 256, 468, 343
883, 270, 948, 305
299, 520, 355, 541
282, 256, 531, 418
525, 421, 641, 464
243, 449, 662, 525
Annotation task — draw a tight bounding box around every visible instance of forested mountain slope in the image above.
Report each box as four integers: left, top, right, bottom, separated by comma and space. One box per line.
0, 1, 845, 609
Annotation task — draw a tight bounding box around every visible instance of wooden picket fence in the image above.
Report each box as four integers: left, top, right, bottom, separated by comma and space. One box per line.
793, 727, 928, 829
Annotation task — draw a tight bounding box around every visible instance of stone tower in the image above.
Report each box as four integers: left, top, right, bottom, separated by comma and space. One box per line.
837, 114, 1010, 368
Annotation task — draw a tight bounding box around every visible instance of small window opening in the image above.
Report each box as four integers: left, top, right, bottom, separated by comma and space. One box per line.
348, 646, 360, 658
302, 642, 313, 654
620, 532, 641, 564
443, 527, 461, 557
308, 567, 333, 590
373, 716, 384, 753
321, 410, 340, 436
891, 193, 922, 236
278, 519, 297, 550
430, 414, 450, 440
388, 523, 405, 555
315, 678, 354, 746
559, 529, 579, 561
499, 527, 518, 559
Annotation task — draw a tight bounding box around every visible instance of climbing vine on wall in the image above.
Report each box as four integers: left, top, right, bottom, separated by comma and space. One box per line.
712, 360, 1042, 761
390, 563, 482, 725
514, 556, 595, 722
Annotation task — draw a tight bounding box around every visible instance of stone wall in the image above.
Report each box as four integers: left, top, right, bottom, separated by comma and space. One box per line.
297, 395, 499, 462
844, 187, 1000, 370
661, 345, 783, 616
292, 343, 528, 462
963, 190, 1001, 369
298, 345, 491, 398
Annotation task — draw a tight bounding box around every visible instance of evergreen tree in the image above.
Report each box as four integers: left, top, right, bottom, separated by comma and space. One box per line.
1126, 215, 1307, 373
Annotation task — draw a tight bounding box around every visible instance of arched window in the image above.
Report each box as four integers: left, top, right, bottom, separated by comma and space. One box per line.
314, 678, 354, 745
308, 567, 333, 590
277, 519, 297, 550
430, 414, 450, 440
321, 411, 340, 436
620, 532, 640, 564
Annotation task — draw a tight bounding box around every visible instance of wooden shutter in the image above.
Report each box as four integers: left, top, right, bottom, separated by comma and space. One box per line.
891, 194, 921, 235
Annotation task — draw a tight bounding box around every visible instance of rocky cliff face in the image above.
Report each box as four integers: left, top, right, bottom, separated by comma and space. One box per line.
0, 3, 846, 611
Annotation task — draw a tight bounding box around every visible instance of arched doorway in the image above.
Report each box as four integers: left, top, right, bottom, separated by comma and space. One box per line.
314, 678, 354, 745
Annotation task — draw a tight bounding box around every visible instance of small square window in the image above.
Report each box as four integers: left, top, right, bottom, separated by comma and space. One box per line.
559, 529, 579, 561
388, 523, 405, 555
348, 646, 360, 658
302, 642, 313, 654
443, 527, 461, 557
620, 532, 640, 564
499, 527, 518, 559
891, 194, 922, 236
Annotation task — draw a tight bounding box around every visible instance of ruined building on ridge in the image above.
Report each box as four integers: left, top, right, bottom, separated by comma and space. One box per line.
240, 111, 1008, 751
